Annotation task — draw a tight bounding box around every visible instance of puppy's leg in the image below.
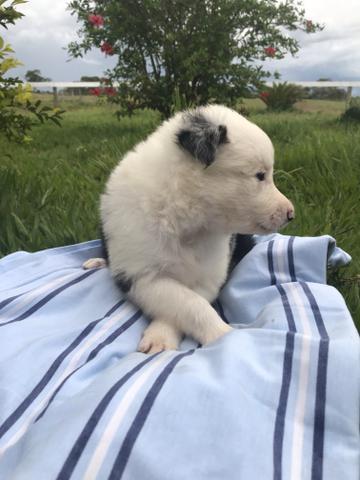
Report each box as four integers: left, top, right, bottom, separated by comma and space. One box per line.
138, 318, 183, 354
82, 258, 107, 269
82, 231, 109, 270
131, 275, 232, 352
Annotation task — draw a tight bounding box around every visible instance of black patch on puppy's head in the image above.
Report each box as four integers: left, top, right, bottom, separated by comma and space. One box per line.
176, 112, 228, 167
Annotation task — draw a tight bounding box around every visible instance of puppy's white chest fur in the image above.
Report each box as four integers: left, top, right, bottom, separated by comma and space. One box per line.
174, 232, 230, 301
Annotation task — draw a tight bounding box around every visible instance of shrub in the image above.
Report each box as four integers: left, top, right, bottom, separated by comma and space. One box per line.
234, 100, 250, 117
259, 82, 304, 111
0, 0, 64, 143
339, 98, 360, 124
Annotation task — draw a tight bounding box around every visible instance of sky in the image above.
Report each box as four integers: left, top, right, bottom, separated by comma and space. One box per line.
4, 0, 360, 83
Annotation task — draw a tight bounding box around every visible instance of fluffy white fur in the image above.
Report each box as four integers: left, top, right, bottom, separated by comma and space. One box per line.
85, 105, 294, 353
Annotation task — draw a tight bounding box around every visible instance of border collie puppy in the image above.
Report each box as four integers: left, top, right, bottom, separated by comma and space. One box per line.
84, 105, 294, 353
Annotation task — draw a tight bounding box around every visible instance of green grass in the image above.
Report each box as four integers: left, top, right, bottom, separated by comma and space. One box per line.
243, 98, 349, 115
0, 99, 359, 325
0, 107, 160, 251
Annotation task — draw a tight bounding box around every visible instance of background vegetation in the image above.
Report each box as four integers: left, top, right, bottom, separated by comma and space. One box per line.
68, 0, 321, 117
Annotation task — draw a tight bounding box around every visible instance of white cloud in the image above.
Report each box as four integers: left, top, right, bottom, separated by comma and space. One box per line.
271, 0, 360, 81
4, 0, 115, 81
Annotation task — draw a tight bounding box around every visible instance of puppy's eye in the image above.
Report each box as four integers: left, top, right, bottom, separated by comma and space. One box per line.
256, 172, 266, 181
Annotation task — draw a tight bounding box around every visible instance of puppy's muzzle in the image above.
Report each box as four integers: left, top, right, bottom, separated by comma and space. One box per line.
268, 195, 295, 231
287, 208, 295, 222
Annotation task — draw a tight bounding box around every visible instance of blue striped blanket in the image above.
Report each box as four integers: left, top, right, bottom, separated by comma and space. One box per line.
0, 234, 358, 480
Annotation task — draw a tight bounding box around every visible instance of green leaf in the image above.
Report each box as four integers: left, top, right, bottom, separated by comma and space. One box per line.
11, 213, 31, 239
50, 117, 62, 127
11, 0, 28, 5
40, 187, 53, 208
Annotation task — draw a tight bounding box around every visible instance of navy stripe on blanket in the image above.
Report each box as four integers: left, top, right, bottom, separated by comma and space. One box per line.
56, 353, 161, 480
300, 282, 329, 480
287, 237, 296, 283
86, 310, 143, 362
35, 309, 142, 422
0, 300, 124, 440
0, 292, 23, 312
273, 285, 297, 480
108, 349, 195, 480
272, 239, 297, 480
267, 240, 276, 285
0, 270, 97, 327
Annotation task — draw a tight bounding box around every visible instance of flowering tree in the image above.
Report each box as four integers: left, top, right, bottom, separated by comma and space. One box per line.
68, 0, 321, 117
0, 0, 63, 143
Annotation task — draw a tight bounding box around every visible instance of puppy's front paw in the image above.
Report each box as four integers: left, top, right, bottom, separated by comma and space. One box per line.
201, 323, 233, 346
82, 258, 107, 270
138, 319, 182, 354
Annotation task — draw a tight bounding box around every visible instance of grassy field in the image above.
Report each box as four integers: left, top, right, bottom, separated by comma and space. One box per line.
0, 98, 359, 325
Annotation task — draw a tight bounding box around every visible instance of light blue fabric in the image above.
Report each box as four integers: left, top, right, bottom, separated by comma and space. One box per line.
0, 234, 358, 480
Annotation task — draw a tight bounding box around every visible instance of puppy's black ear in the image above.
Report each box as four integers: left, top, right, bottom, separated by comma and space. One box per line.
177, 114, 228, 167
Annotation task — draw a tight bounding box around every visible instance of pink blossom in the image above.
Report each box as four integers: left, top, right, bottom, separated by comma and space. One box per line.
259, 91, 270, 104
88, 14, 104, 27
100, 42, 114, 55
306, 20, 313, 32
104, 87, 117, 96
259, 91, 270, 100
264, 46, 276, 58
89, 87, 102, 96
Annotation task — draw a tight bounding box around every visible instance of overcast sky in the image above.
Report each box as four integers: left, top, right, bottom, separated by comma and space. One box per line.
4, 0, 360, 82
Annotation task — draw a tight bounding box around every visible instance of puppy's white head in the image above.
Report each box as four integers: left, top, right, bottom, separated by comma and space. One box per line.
175, 105, 294, 235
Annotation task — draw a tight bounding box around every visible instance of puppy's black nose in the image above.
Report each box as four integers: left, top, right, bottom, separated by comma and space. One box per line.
287, 209, 295, 221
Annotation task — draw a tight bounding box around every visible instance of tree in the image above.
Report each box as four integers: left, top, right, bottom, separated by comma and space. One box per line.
68, 0, 322, 117
25, 69, 51, 82
308, 78, 346, 101
80, 75, 100, 82
0, 0, 63, 143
